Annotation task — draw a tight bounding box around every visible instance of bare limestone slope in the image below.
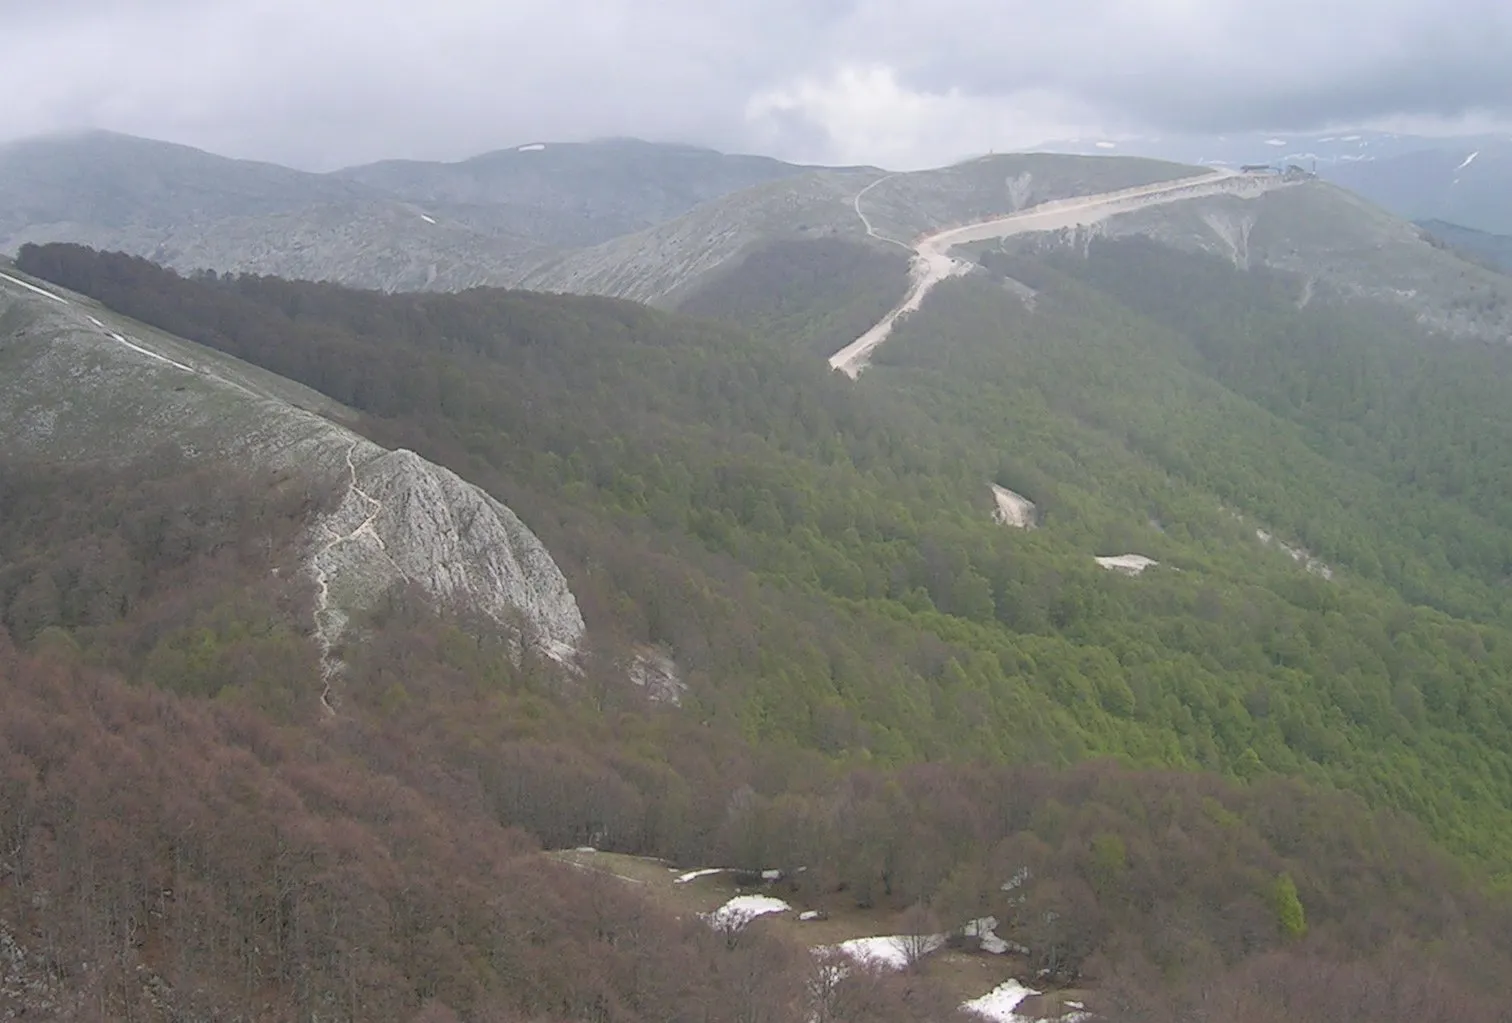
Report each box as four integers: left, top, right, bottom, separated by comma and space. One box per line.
0, 265, 585, 681
830, 168, 1301, 376
518, 169, 881, 304
1005, 179, 1512, 343
519, 154, 1196, 306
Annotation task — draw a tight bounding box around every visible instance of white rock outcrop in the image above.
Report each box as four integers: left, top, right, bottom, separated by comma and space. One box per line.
991, 484, 1038, 528
310, 443, 585, 668
1095, 554, 1159, 575
0, 275, 586, 688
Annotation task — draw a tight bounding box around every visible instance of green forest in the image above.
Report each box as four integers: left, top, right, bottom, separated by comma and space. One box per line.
13, 239, 1512, 1020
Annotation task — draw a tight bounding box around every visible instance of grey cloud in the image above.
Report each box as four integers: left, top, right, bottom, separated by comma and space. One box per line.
0, 0, 1508, 169
837, 0, 1512, 133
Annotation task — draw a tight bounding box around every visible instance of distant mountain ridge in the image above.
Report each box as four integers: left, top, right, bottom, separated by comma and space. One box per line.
1418, 219, 1512, 273
1037, 129, 1512, 235
0, 130, 817, 291
335, 136, 818, 248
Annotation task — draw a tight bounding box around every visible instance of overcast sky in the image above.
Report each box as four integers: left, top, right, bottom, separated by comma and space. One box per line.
2, 0, 1509, 170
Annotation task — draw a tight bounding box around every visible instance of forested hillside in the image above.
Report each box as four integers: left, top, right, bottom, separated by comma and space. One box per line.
16, 239, 1512, 1019
0, 453, 1505, 1021
20, 240, 1512, 874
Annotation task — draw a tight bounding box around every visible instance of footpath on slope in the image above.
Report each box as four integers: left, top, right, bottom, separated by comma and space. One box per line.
310, 439, 399, 713
829, 169, 1296, 378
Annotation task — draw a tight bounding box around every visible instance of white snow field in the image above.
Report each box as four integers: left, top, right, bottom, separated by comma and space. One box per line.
701, 895, 790, 930
826, 933, 946, 970
830, 168, 1295, 378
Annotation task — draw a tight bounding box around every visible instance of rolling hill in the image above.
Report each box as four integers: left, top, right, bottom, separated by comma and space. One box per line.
0, 131, 815, 292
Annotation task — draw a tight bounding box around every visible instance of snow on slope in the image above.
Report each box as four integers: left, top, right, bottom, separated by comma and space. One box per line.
826, 933, 947, 970
961, 980, 1039, 1022
702, 896, 791, 930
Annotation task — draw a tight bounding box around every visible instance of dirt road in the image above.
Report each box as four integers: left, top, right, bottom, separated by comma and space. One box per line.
830, 169, 1293, 378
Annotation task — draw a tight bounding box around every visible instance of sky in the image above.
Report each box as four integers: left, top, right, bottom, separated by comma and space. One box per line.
1, 0, 1510, 170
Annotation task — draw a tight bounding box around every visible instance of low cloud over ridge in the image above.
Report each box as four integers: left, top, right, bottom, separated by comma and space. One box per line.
1, 0, 1509, 168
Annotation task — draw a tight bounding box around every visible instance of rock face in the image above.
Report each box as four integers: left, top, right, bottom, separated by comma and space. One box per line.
0, 266, 585, 670
1095, 554, 1159, 575
311, 443, 584, 664
990, 485, 1037, 528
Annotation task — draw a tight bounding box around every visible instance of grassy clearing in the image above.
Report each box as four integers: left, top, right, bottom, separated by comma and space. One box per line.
545, 849, 1034, 1008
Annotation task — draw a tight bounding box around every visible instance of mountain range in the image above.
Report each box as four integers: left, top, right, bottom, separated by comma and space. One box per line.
1041, 128, 1512, 236
4, 127, 1512, 1022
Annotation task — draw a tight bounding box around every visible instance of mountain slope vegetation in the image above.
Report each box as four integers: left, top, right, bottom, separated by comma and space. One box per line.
23, 239, 1512, 894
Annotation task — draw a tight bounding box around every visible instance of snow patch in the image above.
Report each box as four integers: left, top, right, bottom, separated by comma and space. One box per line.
0, 270, 68, 304
799, 911, 822, 921
762, 868, 783, 881
962, 979, 1038, 1022
518, 143, 547, 152
674, 868, 728, 884
703, 895, 790, 930
420, 213, 437, 224
1456, 150, 1480, 171
107, 331, 195, 372
829, 933, 946, 971
1095, 554, 1158, 575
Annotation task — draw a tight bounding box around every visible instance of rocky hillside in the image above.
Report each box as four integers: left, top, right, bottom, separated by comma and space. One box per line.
528, 150, 1512, 348
520, 154, 1196, 305
336, 136, 815, 247
0, 131, 813, 292
994, 178, 1512, 343
0, 262, 584, 667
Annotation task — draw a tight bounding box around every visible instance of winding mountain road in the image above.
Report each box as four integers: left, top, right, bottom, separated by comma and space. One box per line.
830, 168, 1295, 378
